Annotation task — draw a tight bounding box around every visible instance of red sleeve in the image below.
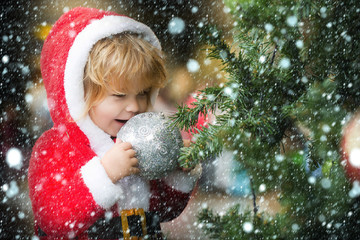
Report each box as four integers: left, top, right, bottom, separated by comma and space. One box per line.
28, 129, 105, 238
149, 179, 194, 222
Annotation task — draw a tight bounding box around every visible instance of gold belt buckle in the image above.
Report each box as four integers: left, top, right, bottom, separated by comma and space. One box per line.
121, 208, 147, 240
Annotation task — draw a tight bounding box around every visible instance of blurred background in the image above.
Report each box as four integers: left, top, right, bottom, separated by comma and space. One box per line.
0, 0, 262, 239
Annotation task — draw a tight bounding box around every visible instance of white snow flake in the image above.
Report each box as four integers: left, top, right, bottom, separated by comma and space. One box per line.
186, 59, 200, 73
2, 55, 9, 64
168, 17, 185, 35
279, 58, 291, 69
5, 181, 19, 198
296, 40, 304, 49
243, 222, 253, 233
259, 183, 266, 192
322, 124, 331, 133
292, 223, 300, 232
259, 55, 266, 63
275, 154, 285, 163
287, 16, 298, 27
191, 6, 198, 13
308, 176, 316, 184
349, 148, 360, 168
6, 147, 23, 170
320, 178, 331, 189
264, 23, 274, 33
349, 181, 360, 198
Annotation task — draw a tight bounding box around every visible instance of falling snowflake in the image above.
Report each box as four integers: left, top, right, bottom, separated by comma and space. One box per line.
243, 222, 253, 233
168, 17, 185, 35
6, 147, 23, 170
186, 59, 200, 73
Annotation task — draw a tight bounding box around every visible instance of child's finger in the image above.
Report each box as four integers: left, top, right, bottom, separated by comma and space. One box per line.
116, 138, 123, 144
119, 142, 132, 150
130, 167, 140, 175
127, 149, 136, 158
130, 157, 139, 167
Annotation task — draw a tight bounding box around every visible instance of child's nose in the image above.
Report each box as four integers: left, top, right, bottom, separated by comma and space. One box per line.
126, 97, 140, 113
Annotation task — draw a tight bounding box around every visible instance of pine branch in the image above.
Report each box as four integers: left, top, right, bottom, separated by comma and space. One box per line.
170, 87, 227, 131
178, 123, 225, 168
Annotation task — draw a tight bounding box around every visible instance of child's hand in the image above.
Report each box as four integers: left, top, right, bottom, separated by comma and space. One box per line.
100, 139, 140, 183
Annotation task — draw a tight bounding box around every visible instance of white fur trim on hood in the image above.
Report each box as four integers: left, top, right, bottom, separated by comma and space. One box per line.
64, 15, 161, 157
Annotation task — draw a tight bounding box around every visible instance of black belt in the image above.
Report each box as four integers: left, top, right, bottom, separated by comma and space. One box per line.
38, 210, 162, 239
88, 210, 161, 239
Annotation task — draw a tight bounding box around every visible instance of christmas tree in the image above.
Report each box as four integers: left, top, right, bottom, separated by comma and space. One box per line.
173, 0, 360, 239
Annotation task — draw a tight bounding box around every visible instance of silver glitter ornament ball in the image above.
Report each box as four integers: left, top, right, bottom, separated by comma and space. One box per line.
117, 112, 183, 180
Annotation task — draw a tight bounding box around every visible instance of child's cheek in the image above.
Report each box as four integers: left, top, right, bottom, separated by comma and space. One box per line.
140, 98, 150, 112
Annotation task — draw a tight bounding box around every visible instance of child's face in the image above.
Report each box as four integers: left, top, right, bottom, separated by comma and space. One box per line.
89, 87, 150, 137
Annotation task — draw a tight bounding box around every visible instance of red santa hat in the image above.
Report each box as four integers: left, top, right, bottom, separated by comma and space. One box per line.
41, 7, 162, 157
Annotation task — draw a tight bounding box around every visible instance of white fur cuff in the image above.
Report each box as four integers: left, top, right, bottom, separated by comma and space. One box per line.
81, 157, 123, 209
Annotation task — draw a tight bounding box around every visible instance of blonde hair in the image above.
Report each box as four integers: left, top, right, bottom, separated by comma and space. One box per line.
83, 33, 167, 117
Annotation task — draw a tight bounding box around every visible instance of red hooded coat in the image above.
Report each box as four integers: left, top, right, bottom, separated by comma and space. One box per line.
28, 7, 198, 239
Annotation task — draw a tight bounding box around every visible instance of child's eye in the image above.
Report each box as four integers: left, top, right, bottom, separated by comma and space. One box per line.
113, 94, 126, 98
138, 89, 150, 97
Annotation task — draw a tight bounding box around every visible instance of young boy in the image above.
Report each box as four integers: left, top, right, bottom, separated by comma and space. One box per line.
28, 7, 199, 239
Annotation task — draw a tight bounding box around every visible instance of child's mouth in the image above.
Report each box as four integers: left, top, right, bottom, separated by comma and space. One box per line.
115, 119, 128, 124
